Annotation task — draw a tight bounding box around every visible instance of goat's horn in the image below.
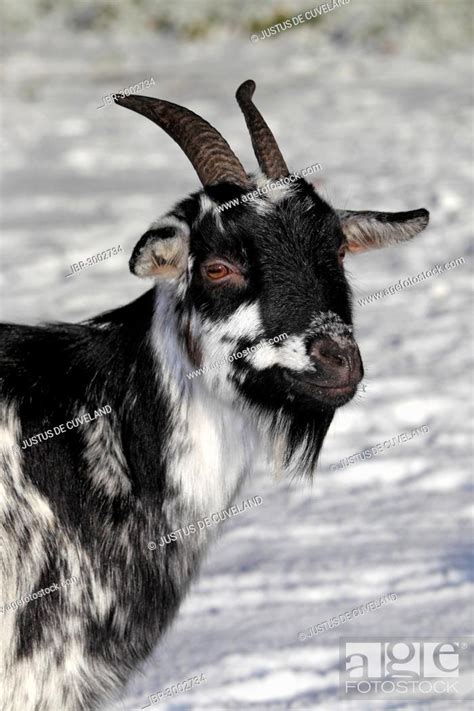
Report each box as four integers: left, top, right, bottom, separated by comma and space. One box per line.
236, 80, 289, 179
114, 94, 250, 189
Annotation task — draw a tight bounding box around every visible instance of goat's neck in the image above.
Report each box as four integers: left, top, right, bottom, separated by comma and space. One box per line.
150, 287, 261, 521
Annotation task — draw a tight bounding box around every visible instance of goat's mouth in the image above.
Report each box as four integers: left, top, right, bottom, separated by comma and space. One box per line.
282, 371, 360, 407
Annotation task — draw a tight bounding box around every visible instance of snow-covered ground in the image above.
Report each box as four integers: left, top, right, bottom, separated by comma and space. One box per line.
1, 13, 473, 711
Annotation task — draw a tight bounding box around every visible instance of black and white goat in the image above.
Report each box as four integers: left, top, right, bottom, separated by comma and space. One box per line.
0, 80, 429, 710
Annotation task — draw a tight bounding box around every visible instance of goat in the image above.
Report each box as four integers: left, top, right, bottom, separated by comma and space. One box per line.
0, 79, 429, 710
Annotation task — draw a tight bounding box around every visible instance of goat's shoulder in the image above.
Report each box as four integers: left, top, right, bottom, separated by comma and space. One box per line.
0, 289, 156, 396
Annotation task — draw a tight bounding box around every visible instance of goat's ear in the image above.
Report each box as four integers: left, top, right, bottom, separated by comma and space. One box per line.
129, 218, 190, 279
337, 208, 429, 254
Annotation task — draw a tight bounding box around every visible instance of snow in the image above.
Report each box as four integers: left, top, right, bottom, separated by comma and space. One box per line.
1, 13, 472, 711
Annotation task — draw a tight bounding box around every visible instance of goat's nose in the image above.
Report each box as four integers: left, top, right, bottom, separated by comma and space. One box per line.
309, 338, 363, 385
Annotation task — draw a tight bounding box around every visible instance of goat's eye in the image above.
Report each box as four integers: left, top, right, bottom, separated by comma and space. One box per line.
338, 245, 347, 265
201, 258, 246, 287
205, 263, 230, 280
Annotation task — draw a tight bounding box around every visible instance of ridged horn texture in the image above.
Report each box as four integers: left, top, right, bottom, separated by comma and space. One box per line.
114, 93, 250, 188
236, 79, 289, 179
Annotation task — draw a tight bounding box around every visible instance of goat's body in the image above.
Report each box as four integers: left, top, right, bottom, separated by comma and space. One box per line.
0, 80, 430, 710
0, 288, 259, 710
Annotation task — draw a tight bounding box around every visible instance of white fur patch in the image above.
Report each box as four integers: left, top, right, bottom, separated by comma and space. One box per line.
202, 301, 263, 342
252, 198, 274, 216
255, 173, 297, 204
150, 292, 263, 517
164, 386, 259, 516
248, 334, 311, 372
151, 283, 191, 395
82, 409, 131, 498
199, 193, 225, 231
195, 302, 265, 398
247, 312, 352, 373
198, 193, 218, 216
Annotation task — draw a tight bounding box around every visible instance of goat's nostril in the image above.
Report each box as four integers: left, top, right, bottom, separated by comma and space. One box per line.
319, 344, 347, 368
309, 338, 362, 384
311, 340, 349, 369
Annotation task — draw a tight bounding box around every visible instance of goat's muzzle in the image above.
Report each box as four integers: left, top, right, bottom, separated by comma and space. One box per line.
307, 337, 363, 403
283, 337, 363, 408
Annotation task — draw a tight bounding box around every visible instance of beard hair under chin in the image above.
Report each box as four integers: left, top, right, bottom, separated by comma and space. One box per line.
247, 402, 335, 481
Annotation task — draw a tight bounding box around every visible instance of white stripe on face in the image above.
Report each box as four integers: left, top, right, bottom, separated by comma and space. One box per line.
202, 301, 263, 342
247, 335, 311, 372
243, 312, 352, 374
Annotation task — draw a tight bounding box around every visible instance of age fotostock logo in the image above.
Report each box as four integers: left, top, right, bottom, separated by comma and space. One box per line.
339, 638, 473, 700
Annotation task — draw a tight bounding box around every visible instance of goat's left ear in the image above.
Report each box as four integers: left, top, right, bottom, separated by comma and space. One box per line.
129, 217, 190, 279
337, 208, 429, 254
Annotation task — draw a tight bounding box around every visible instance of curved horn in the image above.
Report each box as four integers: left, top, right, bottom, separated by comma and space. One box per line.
236, 80, 289, 179
114, 94, 250, 188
